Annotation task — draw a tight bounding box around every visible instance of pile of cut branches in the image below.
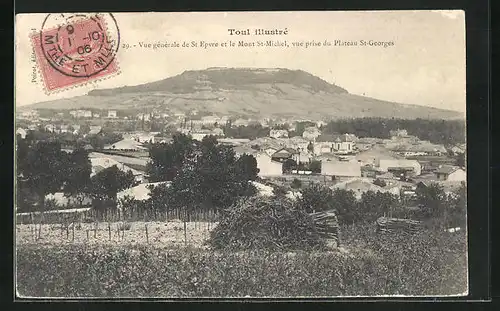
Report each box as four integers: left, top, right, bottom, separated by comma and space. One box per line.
207, 196, 326, 251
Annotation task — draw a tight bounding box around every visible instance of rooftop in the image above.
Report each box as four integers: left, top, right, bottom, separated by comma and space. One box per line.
435, 165, 462, 175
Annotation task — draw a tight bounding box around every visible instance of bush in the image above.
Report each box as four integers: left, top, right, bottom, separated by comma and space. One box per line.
291, 178, 302, 189
207, 196, 325, 251
373, 178, 386, 187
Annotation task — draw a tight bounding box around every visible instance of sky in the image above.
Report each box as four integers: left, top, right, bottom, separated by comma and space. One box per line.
15, 10, 466, 112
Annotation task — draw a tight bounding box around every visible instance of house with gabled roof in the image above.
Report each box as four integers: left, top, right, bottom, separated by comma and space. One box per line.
321, 161, 361, 178
302, 126, 322, 141
331, 178, 392, 199
434, 165, 466, 181
271, 147, 299, 163
314, 133, 355, 155
234, 147, 283, 177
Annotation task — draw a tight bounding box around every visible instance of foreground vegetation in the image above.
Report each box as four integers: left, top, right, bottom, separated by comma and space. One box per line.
16, 225, 467, 297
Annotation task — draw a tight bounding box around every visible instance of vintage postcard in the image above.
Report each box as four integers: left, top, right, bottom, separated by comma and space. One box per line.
15, 11, 467, 298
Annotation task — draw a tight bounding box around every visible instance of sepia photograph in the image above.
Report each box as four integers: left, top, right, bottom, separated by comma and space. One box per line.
14, 11, 467, 298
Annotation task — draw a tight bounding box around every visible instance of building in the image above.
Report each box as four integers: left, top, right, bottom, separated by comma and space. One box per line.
434, 165, 466, 181
16, 128, 27, 139
302, 127, 322, 141
296, 151, 312, 164
218, 138, 251, 146
93, 113, 100, 118
44, 124, 56, 132
104, 139, 147, 151
314, 134, 355, 155
389, 129, 409, 138
255, 152, 283, 177
283, 136, 310, 151
88, 125, 102, 135
450, 145, 466, 155
211, 128, 225, 137
315, 152, 340, 162
190, 129, 213, 141
108, 110, 118, 118
19, 110, 39, 120
321, 161, 361, 178
72, 124, 81, 135
201, 115, 221, 125
90, 157, 145, 182
331, 178, 391, 199
234, 147, 283, 177
379, 159, 422, 176
129, 132, 160, 143
137, 113, 151, 122
270, 129, 289, 139
232, 118, 250, 127
271, 148, 298, 163
117, 182, 171, 204
355, 146, 403, 166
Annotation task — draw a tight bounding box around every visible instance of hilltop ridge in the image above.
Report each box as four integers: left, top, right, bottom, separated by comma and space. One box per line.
27, 67, 463, 120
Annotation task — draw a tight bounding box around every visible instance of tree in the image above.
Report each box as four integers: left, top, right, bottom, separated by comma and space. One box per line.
309, 160, 321, 174
90, 166, 136, 211
447, 182, 466, 227
373, 178, 387, 187
291, 178, 302, 189
297, 183, 335, 213
358, 191, 400, 223
455, 153, 465, 167
307, 141, 314, 153
17, 140, 68, 211
146, 133, 196, 182
416, 182, 447, 219
294, 121, 316, 136
330, 189, 358, 225
79, 124, 91, 135
150, 135, 257, 215
62, 148, 92, 207
282, 158, 297, 173
235, 154, 259, 181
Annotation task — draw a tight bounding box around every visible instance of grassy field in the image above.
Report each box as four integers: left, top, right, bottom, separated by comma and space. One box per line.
15, 223, 468, 298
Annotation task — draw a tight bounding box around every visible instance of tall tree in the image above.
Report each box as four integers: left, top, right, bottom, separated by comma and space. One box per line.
297, 183, 335, 213
330, 189, 358, 225
150, 135, 256, 214
146, 133, 196, 182
62, 148, 92, 207
79, 124, 91, 135
17, 141, 68, 211
235, 154, 259, 181
416, 182, 447, 219
90, 165, 136, 211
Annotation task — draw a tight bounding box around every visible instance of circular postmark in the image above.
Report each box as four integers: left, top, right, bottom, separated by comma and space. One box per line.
39, 13, 120, 78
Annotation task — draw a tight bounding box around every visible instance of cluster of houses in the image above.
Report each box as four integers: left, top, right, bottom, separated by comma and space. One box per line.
16, 109, 466, 211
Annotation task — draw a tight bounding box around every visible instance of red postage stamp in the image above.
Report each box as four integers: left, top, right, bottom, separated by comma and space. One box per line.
30, 13, 121, 93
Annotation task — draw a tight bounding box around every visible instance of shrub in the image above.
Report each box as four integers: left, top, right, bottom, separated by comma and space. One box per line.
373, 178, 386, 187
291, 178, 302, 189
207, 196, 325, 251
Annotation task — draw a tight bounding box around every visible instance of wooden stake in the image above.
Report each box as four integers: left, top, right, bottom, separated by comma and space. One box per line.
184, 219, 187, 247
86, 230, 89, 240
72, 225, 75, 242
145, 224, 149, 243
108, 223, 111, 241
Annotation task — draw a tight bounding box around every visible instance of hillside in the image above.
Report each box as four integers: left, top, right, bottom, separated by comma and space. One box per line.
26, 67, 463, 120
